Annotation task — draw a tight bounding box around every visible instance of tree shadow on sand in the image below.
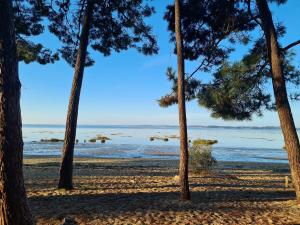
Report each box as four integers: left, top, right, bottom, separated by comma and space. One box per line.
29, 189, 295, 221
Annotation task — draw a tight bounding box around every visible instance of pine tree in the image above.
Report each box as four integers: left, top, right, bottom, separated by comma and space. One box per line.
160, 0, 257, 107
160, 0, 300, 202
0, 0, 58, 223
255, 0, 300, 203
0, 1, 39, 224
48, 0, 158, 189
174, 0, 190, 200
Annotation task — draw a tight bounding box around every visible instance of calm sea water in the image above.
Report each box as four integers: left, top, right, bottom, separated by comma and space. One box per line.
22, 124, 290, 163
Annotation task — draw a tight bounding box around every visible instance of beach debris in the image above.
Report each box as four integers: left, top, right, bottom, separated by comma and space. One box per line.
285, 176, 289, 188
173, 175, 180, 184
76, 139, 79, 144
101, 139, 105, 143
61, 216, 78, 225
40, 138, 63, 143
130, 179, 136, 184
150, 137, 155, 141
163, 138, 169, 142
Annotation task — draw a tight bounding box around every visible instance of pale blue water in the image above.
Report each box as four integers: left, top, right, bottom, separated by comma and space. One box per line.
23, 124, 290, 163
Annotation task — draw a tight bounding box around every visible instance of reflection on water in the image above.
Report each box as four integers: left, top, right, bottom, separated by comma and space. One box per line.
23, 124, 289, 163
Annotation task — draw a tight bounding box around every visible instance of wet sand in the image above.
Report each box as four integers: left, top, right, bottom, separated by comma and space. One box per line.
24, 156, 300, 224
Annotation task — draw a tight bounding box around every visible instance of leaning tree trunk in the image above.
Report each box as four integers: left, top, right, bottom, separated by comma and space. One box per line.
0, 0, 34, 224
256, 0, 300, 202
174, 0, 190, 200
58, 1, 94, 189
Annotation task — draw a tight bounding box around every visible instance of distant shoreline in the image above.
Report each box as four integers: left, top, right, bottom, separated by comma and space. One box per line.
23, 124, 286, 130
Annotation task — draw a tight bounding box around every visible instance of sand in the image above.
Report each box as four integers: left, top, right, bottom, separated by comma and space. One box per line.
23, 156, 300, 224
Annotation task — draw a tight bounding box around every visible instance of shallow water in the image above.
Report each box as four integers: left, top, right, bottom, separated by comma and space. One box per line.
23, 124, 289, 163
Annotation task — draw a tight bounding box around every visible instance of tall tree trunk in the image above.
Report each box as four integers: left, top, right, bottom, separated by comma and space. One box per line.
256, 0, 300, 202
174, 0, 190, 200
58, 1, 94, 189
0, 0, 34, 224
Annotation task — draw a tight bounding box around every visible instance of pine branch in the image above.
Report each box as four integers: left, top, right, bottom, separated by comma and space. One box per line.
282, 39, 300, 51
247, 0, 262, 27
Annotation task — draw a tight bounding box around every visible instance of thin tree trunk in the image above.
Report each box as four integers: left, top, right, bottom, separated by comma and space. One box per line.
174, 0, 190, 200
58, 1, 94, 189
0, 0, 34, 224
256, 0, 300, 202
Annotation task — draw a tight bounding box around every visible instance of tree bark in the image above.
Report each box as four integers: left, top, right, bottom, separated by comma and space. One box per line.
256, 0, 300, 202
58, 1, 94, 189
174, 0, 191, 200
0, 0, 34, 224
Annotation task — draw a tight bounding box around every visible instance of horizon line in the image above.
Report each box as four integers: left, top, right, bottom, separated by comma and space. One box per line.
22, 123, 284, 129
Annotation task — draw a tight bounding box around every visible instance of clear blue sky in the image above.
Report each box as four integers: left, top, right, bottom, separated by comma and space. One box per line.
20, 0, 300, 126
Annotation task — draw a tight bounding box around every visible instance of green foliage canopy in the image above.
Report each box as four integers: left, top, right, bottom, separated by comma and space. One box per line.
159, 0, 300, 120
13, 0, 58, 64
48, 0, 159, 67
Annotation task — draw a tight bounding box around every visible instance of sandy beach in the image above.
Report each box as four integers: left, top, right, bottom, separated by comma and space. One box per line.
24, 156, 300, 225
